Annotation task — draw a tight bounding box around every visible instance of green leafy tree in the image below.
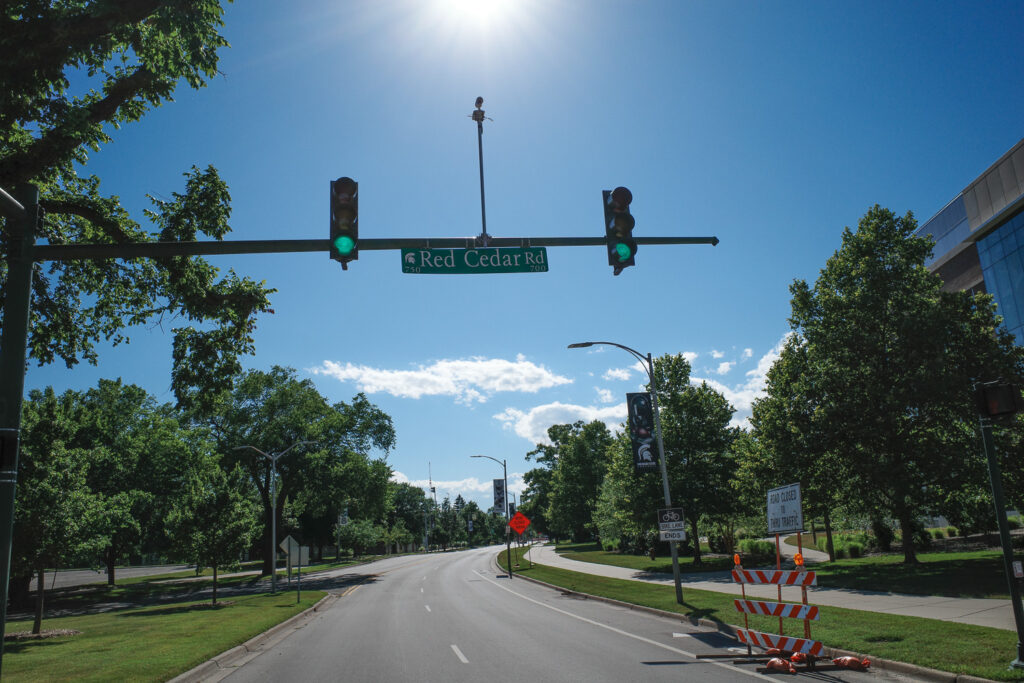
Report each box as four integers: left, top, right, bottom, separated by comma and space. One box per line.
78, 379, 205, 583
544, 421, 614, 542
208, 366, 395, 576
165, 464, 259, 605
386, 481, 429, 545
1, 1, 274, 411
337, 518, 379, 557
749, 336, 846, 559
651, 354, 739, 565
14, 388, 105, 633
788, 205, 1024, 563
521, 439, 557, 538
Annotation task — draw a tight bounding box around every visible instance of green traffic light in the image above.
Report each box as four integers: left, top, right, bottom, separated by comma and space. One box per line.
614, 242, 633, 262
333, 234, 355, 256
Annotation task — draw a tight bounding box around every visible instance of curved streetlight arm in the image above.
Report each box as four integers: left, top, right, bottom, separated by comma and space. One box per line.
567, 341, 651, 381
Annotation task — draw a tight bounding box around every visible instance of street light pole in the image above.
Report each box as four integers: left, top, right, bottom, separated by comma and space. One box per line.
234, 441, 313, 595
471, 454, 512, 579
568, 341, 684, 604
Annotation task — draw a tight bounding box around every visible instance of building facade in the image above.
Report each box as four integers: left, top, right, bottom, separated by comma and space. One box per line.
915, 138, 1024, 344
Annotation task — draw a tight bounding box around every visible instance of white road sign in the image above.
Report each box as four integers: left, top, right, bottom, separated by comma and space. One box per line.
660, 530, 686, 541
766, 482, 803, 534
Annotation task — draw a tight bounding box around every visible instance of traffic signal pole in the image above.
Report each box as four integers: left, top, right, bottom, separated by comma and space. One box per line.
0, 185, 38, 674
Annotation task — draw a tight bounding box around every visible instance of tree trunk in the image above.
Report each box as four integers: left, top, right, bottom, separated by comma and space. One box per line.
689, 517, 702, 565
106, 545, 116, 586
824, 510, 836, 562
810, 519, 818, 545
212, 565, 218, 605
899, 512, 918, 564
32, 567, 44, 635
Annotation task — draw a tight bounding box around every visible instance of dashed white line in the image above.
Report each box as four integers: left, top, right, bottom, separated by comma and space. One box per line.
425, 604, 431, 612
451, 644, 469, 663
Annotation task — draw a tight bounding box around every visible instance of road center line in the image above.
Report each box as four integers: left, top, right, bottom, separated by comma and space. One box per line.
474, 570, 763, 681
425, 604, 431, 612
451, 644, 469, 663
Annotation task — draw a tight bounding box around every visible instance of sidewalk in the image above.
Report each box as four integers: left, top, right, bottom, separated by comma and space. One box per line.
529, 542, 1015, 631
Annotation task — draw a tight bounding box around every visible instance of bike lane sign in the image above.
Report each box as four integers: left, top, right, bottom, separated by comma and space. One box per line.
657, 507, 685, 531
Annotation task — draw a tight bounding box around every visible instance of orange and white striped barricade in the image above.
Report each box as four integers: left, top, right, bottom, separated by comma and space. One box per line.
733, 599, 819, 621
730, 568, 816, 587
736, 628, 824, 656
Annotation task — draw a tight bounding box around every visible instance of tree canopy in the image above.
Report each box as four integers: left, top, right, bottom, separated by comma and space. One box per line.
0, 1, 274, 411
782, 205, 1024, 562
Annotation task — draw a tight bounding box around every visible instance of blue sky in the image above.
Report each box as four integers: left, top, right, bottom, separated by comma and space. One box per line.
24, 0, 1024, 511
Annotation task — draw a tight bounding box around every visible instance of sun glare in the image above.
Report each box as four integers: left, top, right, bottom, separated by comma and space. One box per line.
437, 0, 515, 28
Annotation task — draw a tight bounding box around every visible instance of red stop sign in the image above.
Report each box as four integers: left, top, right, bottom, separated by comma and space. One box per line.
509, 511, 531, 535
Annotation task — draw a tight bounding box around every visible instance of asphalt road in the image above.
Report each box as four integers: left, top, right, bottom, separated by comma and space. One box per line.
31, 564, 192, 590
221, 546, 922, 683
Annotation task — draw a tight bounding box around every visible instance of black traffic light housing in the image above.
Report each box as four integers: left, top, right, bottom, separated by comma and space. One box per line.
603, 187, 636, 275
975, 381, 1022, 420
330, 177, 359, 268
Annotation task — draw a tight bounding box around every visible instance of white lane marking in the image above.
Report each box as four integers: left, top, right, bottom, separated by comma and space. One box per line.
473, 570, 763, 681
421, 587, 424, 593
425, 604, 431, 612
451, 644, 469, 663
673, 633, 691, 638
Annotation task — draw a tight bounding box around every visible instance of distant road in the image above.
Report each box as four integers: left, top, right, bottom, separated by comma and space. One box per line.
32, 564, 191, 590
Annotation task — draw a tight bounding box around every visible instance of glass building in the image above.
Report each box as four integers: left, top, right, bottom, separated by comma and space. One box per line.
915, 138, 1024, 344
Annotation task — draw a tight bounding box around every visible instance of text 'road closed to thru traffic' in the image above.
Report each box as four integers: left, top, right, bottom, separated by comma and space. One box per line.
401, 247, 549, 274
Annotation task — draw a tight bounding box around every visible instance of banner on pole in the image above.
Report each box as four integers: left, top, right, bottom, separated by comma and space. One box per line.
493, 478, 506, 515
627, 393, 659, 473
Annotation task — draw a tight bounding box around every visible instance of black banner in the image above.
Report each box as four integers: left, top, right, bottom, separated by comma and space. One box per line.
627, 393, 659, 473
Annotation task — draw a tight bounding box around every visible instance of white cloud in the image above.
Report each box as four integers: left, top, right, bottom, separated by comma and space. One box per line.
310, 354, 572, 405
603, 367, 632, 381
683, 352, 699, 363
715, 361, 735, 375
711, 349, 725, 359
493, 402, 627, 445
691, 333, 791, 427
742, 348, 753, 360
596, 387, 615, 404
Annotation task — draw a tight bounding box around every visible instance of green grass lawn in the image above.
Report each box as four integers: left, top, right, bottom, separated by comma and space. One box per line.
555, 542, 1013, 599
3, 590, 324, 682
555, 542, 736, 573
504, 546, 1024, 682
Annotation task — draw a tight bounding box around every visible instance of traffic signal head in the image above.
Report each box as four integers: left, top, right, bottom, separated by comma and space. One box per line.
975, 381, 1021, 419
603, 186, 636, 275
330, 177, 359, 267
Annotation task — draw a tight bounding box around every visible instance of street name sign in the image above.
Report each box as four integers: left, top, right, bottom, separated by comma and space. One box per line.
767, 482, 803, 534
401, 247, 548, 274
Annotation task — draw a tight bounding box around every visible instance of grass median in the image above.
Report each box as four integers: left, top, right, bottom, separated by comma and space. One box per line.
502, 546, 1024, 682
3, 588, 324, 682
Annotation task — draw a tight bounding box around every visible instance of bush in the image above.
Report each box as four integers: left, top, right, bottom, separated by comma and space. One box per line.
932, 529, 945, 540
1008, 516, 1022, 530
871, 518, 894, 552
737, 539, 775, 561
847, 543, 863, 558
947, 526, 959, 537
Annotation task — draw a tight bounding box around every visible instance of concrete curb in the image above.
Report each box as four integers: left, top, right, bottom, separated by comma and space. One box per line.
167, 593, 337, 683
495, 553, 998, 683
